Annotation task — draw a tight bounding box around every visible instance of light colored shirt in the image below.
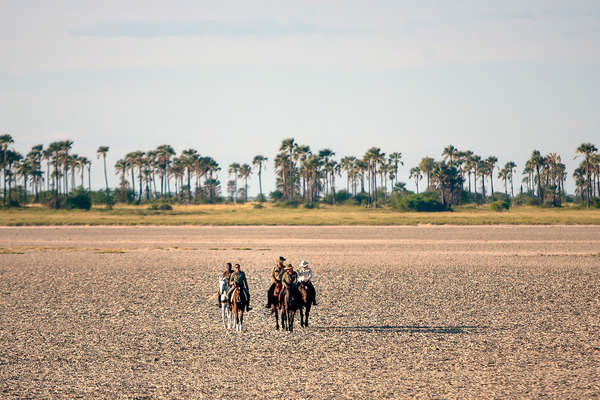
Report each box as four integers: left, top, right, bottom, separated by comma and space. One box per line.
297, 266, 313, 282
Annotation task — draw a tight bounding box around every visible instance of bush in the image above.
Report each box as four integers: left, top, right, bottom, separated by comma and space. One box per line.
269, 190, 283, 201
391, 192, 447, 212
490, 200, 510, 212
44, 195, 65, 209
66, 190, 92, 210
148, 202, 173, 211
303, 202, 319, 209
276, 200, 300, 208
255, 193, 266, 203
343, 198, 359, 206
253, 203, 264, 209
353, 192, 369, 206
593, 198, 600, 209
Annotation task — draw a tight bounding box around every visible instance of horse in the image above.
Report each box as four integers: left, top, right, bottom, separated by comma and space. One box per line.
231, 284, 248, 331
297, 281, 315, 328
218, 277, 232, 329
269, 282, 285, 330
281, 283, 300, 332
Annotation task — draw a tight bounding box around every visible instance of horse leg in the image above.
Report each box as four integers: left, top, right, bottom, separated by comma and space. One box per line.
239, 309, 244, 331
274, 306, 279, 330
299, 306, 305, 328
288, 310, 294, 332
221, 304, 226, 328
305, 303, 311, 327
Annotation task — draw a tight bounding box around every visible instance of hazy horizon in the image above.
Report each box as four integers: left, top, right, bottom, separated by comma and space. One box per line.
3, 1, 599, 195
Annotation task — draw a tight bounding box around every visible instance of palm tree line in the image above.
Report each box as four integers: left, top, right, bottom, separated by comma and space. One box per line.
1, 134, 599, 208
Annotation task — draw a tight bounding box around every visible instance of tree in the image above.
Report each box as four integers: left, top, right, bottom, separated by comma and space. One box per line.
388, 152, 403, 190
485, 156, 498, 197
1, 134, 15, 205
442, 145, 458, 165
252, 155, 268, 199
576, 143, 598, 207
228, 162, 240, 202
505, 161, 517, 198
419, 157, 435, 191
96, 146, 110, 191
239, 163, 252, 202
409, 166, 423, 194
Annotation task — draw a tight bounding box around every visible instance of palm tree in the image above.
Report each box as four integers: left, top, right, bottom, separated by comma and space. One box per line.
409, 166, 423, 193
485, 156, 498, 197
1, 134, 15, 205
529, 150, 545, 201
419, 157, 435, 191
60, 140, 73, 194
96, 146, 110, 191
576, 143, 598, 207
239, 163, 252, 202
504, 161, 517, 198
181, 149, 198, 201
388, 152, 403, 189
442, 145, 458, 165
252, 155, 268, 199
228, 162, 240, 202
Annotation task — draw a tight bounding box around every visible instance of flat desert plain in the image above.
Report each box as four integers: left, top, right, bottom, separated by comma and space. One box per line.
1, 226, 599, 399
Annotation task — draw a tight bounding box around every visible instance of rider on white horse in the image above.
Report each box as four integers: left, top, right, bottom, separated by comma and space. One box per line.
217, 262, 233, 307
297, 260, 318, 305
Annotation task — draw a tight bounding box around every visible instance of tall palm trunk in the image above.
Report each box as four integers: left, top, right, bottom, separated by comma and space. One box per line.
103, 155, 108, 191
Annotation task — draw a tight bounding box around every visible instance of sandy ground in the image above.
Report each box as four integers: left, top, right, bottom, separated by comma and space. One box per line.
0, 226, 599, 399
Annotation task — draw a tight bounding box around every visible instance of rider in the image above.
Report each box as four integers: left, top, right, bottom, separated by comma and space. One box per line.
217, 262, 234, 308
228, 263, 252, 311
279, 263, 298, 301
297, 260, 318, 305
265, 256, 285, 308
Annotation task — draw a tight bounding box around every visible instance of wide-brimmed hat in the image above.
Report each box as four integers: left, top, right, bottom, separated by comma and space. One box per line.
299, 260, 309, 268
285, 264, 294, 270
279, 256, 286, 262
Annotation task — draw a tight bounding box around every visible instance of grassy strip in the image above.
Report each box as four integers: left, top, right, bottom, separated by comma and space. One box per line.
1, 203, 599, 226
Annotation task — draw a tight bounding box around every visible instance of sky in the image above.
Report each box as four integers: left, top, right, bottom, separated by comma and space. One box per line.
2, 0, 599, 195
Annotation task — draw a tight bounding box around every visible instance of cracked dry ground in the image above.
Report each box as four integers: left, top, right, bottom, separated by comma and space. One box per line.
0, 226, 599, 399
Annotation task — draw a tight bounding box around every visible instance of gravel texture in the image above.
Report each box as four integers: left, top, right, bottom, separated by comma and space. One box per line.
0, 226, 599, 399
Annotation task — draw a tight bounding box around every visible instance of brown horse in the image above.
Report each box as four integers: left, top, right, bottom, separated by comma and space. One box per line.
231, 284, 247, 331
297, 282, 315, 328
281, 283, 300, 332
270, 282, 286, 330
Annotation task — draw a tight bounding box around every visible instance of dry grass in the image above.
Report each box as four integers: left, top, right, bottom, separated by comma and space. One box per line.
1, 203, 600, 225
0, 226, 599, 398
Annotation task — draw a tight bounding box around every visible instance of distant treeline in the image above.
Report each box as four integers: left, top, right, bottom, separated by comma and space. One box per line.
1, 134, 599, 209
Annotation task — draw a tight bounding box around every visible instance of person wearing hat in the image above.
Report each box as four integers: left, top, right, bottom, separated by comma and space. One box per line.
265, 256, 286, 308
228, 263, 252, 311
278, 263, 298, 302
297, 260, 318, 305
217, 262, 234, 308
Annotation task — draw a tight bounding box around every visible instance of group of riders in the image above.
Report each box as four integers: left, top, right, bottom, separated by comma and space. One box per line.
217, 256, 318, 311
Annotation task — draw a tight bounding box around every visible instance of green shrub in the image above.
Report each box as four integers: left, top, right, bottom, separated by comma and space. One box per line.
593, 198, 600, 208
343, 198, 359, 206
303, 202, 319, 209
391, 192, 446, 212
269, 190, 283, 201
490, 200, 510, 212
253, 203, 264, 209
255, 193, 266, 203
66, 190, 92, 210
148, 202, 173, 211
276, 200, 300, 208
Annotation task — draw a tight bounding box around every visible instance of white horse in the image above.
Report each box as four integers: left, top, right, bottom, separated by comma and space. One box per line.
219, 277, 233, 329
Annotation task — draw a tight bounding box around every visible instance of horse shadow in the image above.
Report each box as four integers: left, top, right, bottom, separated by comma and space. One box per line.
316, 325, 484, 334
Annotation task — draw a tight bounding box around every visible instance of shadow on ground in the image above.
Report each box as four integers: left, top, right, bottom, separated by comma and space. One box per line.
316, 325, 484, 334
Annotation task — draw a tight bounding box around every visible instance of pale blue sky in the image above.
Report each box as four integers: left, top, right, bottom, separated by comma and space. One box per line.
2, 0, 599, 194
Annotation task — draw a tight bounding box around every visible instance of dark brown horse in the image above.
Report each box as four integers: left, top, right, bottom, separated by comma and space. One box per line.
231, 284, 247, 331
297, 282, 315, 328
281, 283, 300, 332
270, 282, 286, 330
